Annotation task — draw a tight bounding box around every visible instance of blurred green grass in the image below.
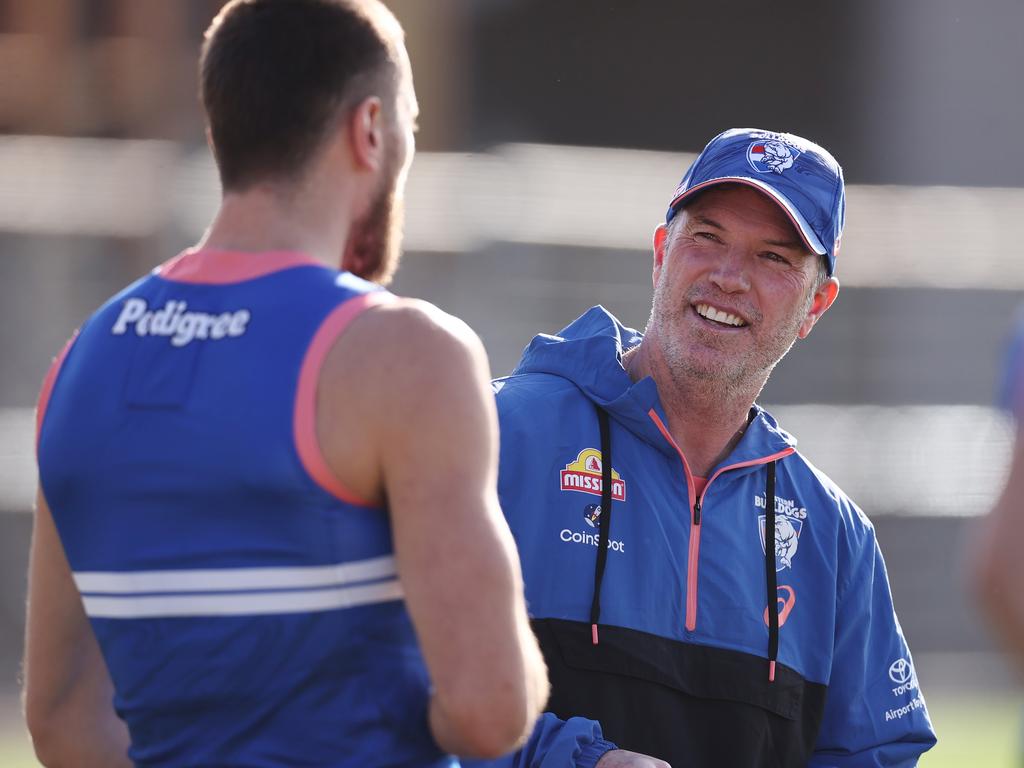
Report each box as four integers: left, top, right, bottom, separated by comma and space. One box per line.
0, 690, 1020, 767
0, 728, 35, 768
920, 691, 1021, 767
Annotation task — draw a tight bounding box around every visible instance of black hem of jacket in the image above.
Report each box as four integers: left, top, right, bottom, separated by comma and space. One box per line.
532, 618, 828, 768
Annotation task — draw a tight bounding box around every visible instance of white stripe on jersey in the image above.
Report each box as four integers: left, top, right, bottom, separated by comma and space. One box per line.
74, 554, 397, 594
80, 578, 404, 618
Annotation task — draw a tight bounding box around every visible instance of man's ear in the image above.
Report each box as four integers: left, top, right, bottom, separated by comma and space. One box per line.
652, 223, 670, 288
798, 276, 840, 339
347, 96, 385, 173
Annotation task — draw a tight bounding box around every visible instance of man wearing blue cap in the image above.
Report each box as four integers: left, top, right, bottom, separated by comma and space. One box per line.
487, 129, 937, 766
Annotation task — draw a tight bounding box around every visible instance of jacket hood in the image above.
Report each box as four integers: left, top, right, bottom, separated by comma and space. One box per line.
512, 305, 643, 404
508, 306, 797, 464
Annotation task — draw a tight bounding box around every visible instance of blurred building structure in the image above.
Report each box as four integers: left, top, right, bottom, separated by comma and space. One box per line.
1, 0, 1022, 709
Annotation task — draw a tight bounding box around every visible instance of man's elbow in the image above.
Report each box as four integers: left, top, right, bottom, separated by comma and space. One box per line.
24, 690, 73, 767
26, 708, 69, 767
437, 672, 549, 759
442, 697, 535, 759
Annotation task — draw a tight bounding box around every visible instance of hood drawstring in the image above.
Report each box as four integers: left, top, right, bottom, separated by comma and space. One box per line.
590, 406, 613, 644
589, 407, 782, 679
765, 460, 778, 682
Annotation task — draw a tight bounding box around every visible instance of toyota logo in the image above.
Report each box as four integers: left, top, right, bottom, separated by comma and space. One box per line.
888, 658, 913, 685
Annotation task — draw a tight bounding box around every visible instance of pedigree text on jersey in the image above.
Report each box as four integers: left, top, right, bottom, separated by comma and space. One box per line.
111, 298, 251, 347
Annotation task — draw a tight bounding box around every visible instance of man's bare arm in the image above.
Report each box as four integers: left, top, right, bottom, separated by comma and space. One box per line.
971, 425, 1024, 666
318, 299, 549, 758
23, 491, 131, 767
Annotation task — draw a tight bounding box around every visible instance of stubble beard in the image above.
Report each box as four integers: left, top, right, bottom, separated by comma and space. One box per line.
344, 162, 405, 286
648, 276, 813, 402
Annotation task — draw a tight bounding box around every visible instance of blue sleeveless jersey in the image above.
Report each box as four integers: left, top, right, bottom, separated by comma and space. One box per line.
37, 250, 453, 768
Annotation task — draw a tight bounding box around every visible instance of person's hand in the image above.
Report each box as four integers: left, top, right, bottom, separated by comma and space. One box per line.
595, 749, 671, 768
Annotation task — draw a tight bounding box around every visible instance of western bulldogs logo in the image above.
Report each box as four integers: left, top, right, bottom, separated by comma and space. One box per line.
756, 494, 807, 571
747, 139, 800, 175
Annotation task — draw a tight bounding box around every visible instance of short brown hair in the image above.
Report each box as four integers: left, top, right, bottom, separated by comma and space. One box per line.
201, 0, 399, 191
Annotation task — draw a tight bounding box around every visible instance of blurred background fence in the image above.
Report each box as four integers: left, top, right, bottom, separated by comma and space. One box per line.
1, 0, 1022, 764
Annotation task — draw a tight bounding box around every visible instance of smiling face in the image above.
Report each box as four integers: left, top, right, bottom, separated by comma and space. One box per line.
646, 183, 838, 394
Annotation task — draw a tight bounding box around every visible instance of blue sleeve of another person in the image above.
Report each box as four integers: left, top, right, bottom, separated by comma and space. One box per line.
998, 310, 1024, 419
461, 713, 615, 768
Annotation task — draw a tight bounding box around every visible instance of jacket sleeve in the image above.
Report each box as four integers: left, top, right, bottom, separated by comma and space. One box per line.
461, 712, 616, 768
809, 511, 937, 767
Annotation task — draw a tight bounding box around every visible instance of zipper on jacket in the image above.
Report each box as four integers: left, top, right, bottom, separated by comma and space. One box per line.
685, 500, 702, 631
648, 408, 795, 633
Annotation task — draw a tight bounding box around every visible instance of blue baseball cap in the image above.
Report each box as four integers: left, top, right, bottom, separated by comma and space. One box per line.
666, 128, 846, 276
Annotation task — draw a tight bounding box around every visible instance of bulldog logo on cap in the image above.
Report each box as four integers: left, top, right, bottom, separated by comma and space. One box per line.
747, 140, 800, 175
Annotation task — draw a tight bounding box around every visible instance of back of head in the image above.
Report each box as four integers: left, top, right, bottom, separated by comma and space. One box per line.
201, 0, 402, 192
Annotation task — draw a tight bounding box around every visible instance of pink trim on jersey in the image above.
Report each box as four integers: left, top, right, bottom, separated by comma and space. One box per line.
294, 291, 395, 507
36, 333, 78, 450
157, 248, 323, 285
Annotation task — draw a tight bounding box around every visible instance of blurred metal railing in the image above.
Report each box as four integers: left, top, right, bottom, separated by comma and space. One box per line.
1, 136, 1022, 290
3, 404, 1011, 516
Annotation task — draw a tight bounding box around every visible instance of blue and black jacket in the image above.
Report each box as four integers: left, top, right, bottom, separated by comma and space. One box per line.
489, 306, 936, 768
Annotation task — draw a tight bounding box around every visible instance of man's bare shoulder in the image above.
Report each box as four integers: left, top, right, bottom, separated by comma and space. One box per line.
315, 297, 494, 505
331, 296, 487, 383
